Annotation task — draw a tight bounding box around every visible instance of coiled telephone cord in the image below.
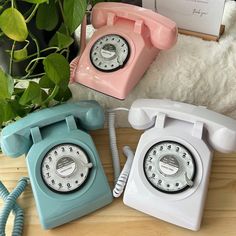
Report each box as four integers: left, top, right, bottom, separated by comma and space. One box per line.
107, 108, 134, 197
0, 177, 29, 236
112, 146, 134, 198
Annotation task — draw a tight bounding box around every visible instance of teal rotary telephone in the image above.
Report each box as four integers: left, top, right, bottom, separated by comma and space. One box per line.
0, 101, 112, 229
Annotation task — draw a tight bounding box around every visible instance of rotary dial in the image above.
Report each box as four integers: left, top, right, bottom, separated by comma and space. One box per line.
41, 143, 93, 193
143, 141, 196, 193
90, 34, 130, 72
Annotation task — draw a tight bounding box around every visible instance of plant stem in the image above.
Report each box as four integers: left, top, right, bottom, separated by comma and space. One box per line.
28, 73, 46, 79
42, 85, 60, 104
0, 0, 11, 10
20, 32, 41, 80
25, 4, 39, 23
58, 0, 69, 35
58, 0, 70, 59
25, 57, 45, 72
13, 47, 60, 62
11, 0, 13, 8
60, 48, 69, 56
41, 47, 60, 53
9, 41, 15, 75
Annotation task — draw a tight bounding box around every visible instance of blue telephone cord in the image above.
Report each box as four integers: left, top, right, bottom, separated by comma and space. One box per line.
0, 177, 29, 236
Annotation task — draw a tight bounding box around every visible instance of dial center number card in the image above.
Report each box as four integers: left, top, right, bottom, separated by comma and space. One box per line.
143, 0, 225, 36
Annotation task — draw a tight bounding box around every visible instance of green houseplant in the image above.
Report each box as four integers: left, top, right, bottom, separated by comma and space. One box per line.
0, 0, 110, 128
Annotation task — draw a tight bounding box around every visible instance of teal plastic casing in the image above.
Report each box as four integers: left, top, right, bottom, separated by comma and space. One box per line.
0, 101, 113, 229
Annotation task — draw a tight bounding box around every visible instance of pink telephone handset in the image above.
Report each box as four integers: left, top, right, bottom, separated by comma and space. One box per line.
70, 2, 177, 99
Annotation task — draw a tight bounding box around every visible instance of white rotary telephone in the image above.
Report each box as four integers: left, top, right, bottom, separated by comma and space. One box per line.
109, 99, 236, 231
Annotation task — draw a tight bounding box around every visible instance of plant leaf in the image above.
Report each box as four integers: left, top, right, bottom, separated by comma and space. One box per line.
13, 48, 28, 60
19, 81, 41, 105
36, 0, 59, 31
13, 88, 25, 95
54, 87, 72, 102
23, 0, 48, 4
49, 32, 74, 49
63, 0, 87, 34
8, 99, 29, 117
39, 74, 54, 88
41, 89, 48, 103
57, 23, 67, 35
13, 40, 29, 61
0, 8, 28, 42
0, 107, 2, 125
43, 53, 70, 88
32, 88, 46, 104
0, 67, 14, 99
0, 99, 16, 122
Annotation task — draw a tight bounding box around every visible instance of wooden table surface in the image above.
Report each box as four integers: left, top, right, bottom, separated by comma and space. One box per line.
0, 128, 236, 236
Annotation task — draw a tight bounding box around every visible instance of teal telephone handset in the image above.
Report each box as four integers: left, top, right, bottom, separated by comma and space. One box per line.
0, 101, 112, 229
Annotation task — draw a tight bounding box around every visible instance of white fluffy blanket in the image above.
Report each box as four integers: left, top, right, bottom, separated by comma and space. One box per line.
70, 1, 236, 126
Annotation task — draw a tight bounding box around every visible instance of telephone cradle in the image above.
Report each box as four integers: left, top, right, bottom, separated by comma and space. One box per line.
0, 101, 113, 229
70, 2, 177, 99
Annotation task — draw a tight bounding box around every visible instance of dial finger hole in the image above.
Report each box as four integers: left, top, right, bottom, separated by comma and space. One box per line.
90, 34, 130, 72
144, 141, 196, 194
41, 143, 91, 193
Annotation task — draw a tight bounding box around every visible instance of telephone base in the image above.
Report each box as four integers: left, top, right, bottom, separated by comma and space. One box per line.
41, 191, 113, 229
26, 120, 112, 229
123, 122, 213, 231
73, 27, 159, 100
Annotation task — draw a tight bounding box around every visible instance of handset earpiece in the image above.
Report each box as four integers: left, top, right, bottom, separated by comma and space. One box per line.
150, 25, 178, 50
1, 134, 31, 158
128, 107, 155, 130
209, 128, 236, 153
83, 103, 105, 130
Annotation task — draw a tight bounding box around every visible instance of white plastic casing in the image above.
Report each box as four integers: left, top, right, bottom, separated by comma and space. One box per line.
128, 99, 236, 153
123, 99, 236, 231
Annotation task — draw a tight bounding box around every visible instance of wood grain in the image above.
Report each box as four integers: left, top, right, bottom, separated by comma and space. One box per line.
178, 25, 225, 41
0, 128, 236, 236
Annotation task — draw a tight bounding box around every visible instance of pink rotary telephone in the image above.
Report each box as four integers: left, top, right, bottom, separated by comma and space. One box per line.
70, 2, 177, 99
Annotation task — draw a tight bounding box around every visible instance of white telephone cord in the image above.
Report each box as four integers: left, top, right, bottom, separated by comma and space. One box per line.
113, 146, 134, 198
107, 108, 134, 198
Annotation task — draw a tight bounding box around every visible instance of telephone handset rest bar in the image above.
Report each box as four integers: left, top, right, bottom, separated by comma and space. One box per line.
129, 99, 236, 153
1, 101, 104, 158
91, 2, 178, 50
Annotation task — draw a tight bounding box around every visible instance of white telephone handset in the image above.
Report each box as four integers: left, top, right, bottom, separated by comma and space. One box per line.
129, 99, 236, 153
121, 99, 236, 231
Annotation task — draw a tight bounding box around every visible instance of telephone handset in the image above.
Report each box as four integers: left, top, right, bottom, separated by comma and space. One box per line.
128, 99, 236, 153
70, 2, 177, 99
116, 99, 236, 231
1, 101, 112, 229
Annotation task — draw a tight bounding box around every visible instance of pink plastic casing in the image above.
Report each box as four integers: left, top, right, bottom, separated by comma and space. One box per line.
70, 2, 178, 100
